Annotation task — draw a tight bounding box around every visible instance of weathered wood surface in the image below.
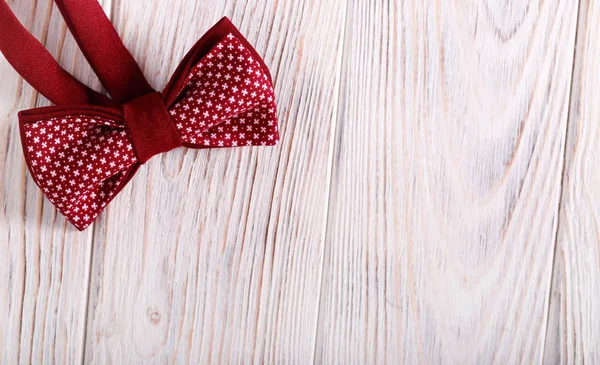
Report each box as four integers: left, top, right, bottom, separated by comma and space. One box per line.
317, 0, 580, 364
1, 0, 598, 364
82, 0, 347, 364
544, 1, 600, 364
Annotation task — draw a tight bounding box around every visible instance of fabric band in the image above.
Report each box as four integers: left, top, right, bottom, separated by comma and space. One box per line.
0, 1, 111, 106
122, 92, 181, 163
0, 0, 154, 106
53, 0, 155, 103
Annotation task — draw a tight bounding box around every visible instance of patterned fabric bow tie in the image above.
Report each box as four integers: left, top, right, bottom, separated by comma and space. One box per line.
0, 0, 278, 230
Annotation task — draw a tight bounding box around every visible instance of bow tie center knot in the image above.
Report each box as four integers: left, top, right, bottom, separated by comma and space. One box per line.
122, 92, 182, 164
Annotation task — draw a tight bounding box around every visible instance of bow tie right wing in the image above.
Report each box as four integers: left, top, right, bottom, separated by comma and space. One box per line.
162, 19, 279, 149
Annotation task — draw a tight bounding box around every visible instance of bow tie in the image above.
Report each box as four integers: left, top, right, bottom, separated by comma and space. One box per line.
0, 1, 279, 230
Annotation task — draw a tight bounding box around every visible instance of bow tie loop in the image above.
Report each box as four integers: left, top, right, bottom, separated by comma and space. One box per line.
122, 92, 182, 164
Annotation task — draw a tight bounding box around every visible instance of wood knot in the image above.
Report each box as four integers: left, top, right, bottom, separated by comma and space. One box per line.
147, 308, 161, 325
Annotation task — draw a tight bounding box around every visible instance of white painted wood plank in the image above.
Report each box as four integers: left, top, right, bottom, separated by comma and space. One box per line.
543, 1, 600, 364
0, 1, 112, 364
83, 0, 346, 363
317, 0, 579, 364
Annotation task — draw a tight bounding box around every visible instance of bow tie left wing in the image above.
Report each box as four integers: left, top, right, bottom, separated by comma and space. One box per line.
18, 106, 139, 230
165, 33, 279, 148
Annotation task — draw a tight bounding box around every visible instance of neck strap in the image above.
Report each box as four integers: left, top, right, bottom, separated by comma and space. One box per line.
0, 1, 110, 105
0, 0, 153, 106
53, 0, 154, 103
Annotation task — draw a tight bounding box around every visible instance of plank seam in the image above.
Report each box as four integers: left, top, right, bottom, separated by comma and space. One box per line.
311, 0, 351, 363
19, 0, 54, 362
79, 1, 113, 363
540, 0, 588, 363
79, 217, 97, 365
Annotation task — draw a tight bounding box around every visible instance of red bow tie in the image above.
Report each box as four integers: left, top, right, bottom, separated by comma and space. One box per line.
0, 1, 278, 230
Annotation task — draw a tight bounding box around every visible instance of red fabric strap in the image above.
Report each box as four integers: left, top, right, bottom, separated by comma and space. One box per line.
0, 1, 111, 106
53, 0, 154, 103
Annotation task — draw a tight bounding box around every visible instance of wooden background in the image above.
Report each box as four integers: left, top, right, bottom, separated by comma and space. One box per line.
0, 0, 598, 363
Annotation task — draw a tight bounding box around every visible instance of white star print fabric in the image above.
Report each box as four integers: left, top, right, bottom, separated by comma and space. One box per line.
170, 34, 278, 148
22, 116, 138, 230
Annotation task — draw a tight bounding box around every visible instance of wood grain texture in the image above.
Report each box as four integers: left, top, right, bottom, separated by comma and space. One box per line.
4, 0, 600, 363
82, 0, 346, 364
317, 0, 579, 364
543, 1, 600, 364
0, 1, 112, 364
